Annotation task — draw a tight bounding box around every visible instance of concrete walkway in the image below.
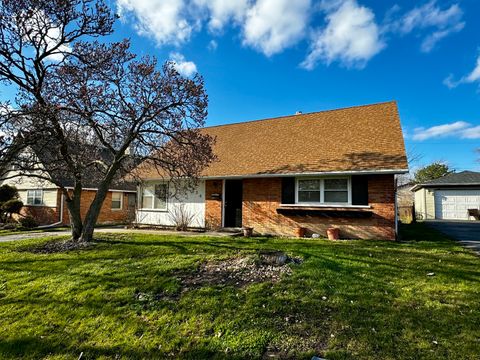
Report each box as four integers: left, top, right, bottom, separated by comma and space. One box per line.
426, 220, 480, 255
0, 227, 232, 242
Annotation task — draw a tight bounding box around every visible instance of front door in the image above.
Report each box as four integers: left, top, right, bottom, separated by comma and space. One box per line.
224, 179, 243, 227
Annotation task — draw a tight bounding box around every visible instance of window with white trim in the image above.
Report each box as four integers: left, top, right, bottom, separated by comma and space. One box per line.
111, 192, 123, 210
141, 183, 168, 210
297, 178, 350, 205
26, 189, 43, 205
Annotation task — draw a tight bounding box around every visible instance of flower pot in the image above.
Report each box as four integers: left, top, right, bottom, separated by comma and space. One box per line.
327, 227, 340, 240
295, 227, 306, 238
243, 227, 253, 237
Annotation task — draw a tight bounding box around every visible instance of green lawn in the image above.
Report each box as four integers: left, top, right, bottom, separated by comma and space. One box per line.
0, 223, 478, 359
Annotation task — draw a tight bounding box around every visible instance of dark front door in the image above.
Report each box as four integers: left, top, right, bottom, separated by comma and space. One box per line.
224, 179, 243, 227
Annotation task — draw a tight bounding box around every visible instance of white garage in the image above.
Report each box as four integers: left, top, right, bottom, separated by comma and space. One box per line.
412, 171, 480, 221
434, 190, 480, 220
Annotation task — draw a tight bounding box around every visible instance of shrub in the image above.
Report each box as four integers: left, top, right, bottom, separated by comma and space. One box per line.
168, 204, 195, 231
18, 216, 38, 229
1, 199, 23, 215
0, 185, 19, 203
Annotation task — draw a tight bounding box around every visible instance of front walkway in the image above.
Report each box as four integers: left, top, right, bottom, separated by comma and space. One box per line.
0, 227, 232, 243
426, 220, 480, 255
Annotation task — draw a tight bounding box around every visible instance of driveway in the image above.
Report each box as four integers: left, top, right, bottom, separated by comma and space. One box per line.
426, 220, 480, 254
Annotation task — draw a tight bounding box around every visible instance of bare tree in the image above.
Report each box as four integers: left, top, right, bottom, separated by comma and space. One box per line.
0, 1, 215, 242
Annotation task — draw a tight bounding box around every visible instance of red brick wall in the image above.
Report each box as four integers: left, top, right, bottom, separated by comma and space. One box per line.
20, 205, 59, 225
201, 176, 396, 240
61, 190, 132, 225
205, 180, 223, 229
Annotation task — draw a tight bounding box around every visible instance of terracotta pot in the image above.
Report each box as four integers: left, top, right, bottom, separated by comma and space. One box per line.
295, 227, 306, 238
243, 227, 253, 237
327, 227, 340, 240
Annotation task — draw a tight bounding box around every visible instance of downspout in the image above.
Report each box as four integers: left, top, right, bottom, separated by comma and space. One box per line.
394, 177, 399, 240
37, 192, 64, 228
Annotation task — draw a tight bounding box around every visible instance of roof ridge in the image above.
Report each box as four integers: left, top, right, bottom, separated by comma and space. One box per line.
203, 100, 397, 130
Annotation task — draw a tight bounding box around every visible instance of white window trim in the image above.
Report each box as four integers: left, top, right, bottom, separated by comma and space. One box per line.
138, 182, 168, 212
295, 176, 352, 206
111, 192, 123, 211
26, 189, 44, 206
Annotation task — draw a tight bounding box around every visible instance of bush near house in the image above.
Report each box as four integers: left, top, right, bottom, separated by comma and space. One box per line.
0, 223, 478, 359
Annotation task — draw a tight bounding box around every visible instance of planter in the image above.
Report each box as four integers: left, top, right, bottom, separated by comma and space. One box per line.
243, 227, 253, 237
327, 227, 340, 240
295, 227, 306, 238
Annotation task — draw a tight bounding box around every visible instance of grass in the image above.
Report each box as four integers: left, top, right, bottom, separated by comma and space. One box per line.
0, 223, 478, 359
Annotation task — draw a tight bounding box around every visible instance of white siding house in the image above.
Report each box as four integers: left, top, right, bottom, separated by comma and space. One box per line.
136, 180, 206, 228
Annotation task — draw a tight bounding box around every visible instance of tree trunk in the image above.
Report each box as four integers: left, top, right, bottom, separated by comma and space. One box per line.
79, 165, 120, 242
66, 184, 83, 241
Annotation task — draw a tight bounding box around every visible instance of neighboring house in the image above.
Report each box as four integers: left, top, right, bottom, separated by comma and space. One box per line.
397, 182, 414, 207
0, 149, 136, 226
135, 101, 408, 240
412, 171, 480, 220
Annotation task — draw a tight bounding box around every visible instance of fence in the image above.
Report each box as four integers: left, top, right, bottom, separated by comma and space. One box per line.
398, 205, 414, 224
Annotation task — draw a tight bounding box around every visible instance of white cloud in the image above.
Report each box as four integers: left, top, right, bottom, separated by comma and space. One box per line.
462, 125, 480, 139
116, 0, 310, 57
24, 9, 71, 61
444, 55, 480, 89
207, 39, 218, 51
412, 121, 480, 141
301, 0, 384, 69
117, 0, 193, 46
386, 1, 464, 53
193, 0, 249, 32
420, 22, 464, 53
169, 53, 197, 77
465, 56, 480, 83
242, 0, 311, 57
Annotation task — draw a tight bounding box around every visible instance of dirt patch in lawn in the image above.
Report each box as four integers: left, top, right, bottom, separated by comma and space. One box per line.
181, 251, 302, 289
135, 251, 303, 303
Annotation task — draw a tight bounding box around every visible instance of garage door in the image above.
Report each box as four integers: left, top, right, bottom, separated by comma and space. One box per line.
434, 190, 480, 220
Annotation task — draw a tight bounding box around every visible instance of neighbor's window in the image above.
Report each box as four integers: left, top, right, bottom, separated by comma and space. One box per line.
26, 189, 43, 205
297, 178, 349, 204
111, 192, 123, 210
141, 183, 168, 210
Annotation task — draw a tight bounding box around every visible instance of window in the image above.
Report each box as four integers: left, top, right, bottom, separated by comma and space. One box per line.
324, 179, 348, 203
298, 179, 321, 202
111, 192, 123, 210
297, 178, 350, 205
26, 190, 43, 205
141, 183, 168, 210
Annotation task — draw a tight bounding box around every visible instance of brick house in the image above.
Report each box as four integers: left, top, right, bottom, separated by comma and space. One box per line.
1, 152, 136, 226
135, 101, 408, 240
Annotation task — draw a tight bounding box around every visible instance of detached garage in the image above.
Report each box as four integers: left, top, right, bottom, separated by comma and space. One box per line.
412, 171, 480, 221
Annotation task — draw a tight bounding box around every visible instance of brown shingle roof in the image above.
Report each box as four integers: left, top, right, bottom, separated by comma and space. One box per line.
140, 101, 408, 179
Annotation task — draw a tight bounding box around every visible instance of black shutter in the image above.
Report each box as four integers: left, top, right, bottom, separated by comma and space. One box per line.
281, 177, 295, 204
351, 175, 368, 205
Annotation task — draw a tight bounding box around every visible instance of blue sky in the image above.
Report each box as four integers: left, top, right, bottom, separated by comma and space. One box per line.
3, 0, 480, 171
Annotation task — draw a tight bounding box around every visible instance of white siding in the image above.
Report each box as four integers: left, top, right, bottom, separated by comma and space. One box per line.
434, 189, 480, 220
136, 180, 206, 228
414, 188, 435, 220
17, 189, 58, 207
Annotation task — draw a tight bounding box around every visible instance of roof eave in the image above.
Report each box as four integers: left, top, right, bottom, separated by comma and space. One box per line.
140, 168, 409, 181
412, 182, 480, 191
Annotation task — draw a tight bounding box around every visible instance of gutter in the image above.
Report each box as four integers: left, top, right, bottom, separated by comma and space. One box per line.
411, 182, 480, 192
141, 168, 410, 182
